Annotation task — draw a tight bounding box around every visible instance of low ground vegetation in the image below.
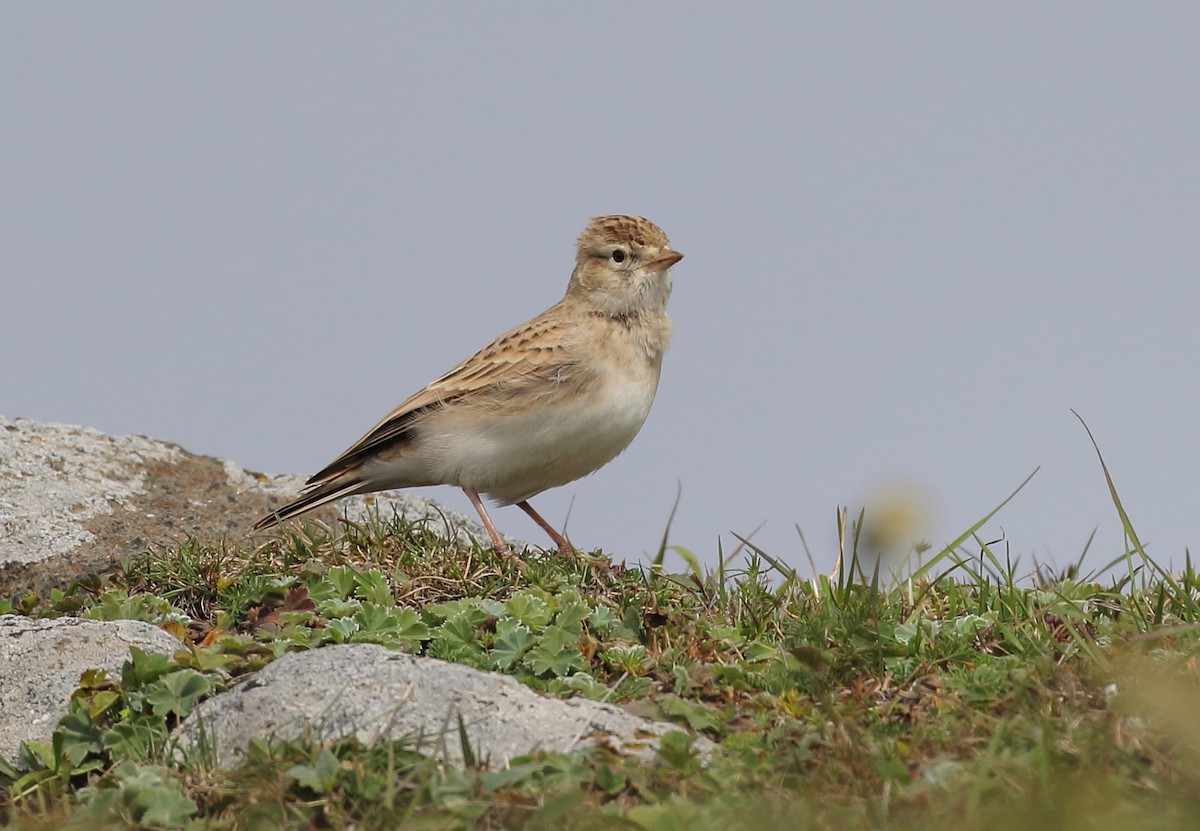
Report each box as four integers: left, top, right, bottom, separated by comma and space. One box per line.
2, 466, 1198, 830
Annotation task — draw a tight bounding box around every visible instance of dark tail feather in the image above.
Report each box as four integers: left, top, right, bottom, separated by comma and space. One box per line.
251, 478, 366, 531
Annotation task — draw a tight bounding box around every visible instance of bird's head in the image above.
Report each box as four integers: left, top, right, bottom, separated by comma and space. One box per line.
566, 215, 682, 318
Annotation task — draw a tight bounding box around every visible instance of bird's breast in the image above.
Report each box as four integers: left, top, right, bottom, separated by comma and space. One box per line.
416, 349, 663, 504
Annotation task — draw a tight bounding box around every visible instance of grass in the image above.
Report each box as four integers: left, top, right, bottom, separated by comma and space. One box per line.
2, 459, 1199, 829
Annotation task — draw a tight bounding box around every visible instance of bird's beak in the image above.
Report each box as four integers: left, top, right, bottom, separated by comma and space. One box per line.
647, 250, 684, 271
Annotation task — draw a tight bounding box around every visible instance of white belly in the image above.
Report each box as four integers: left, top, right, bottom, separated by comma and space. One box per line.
368, 363, 662, 504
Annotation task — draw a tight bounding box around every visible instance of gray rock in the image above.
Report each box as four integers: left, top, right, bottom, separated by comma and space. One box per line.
177, 644, 710, 768
0, 614, 181, 764
0, 415, 520, 598
0, 417, 185, 565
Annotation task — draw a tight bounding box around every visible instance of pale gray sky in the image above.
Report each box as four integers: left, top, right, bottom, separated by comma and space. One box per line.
3, 4, 1197, 574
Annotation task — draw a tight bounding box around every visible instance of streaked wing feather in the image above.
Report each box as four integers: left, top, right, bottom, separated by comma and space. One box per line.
307, 310, 575, 484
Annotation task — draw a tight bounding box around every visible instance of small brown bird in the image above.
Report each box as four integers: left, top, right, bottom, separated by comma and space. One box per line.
254, 215, 682, 559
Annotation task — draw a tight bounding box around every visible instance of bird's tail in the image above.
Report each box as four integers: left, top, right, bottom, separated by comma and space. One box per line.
251, 477, 367, 531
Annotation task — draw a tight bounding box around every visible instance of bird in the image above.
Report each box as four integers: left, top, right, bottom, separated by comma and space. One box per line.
253, 215, 683, 561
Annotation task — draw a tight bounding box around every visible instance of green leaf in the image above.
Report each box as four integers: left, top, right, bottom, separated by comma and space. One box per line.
288, 748, 342, 793
594, 762, 627, 795
603, 644, 650, 676
586, 604, 623, 636
478, 761, 550, 792
178, 645, 241, 673
121, 647, 173, 689
353, 602, 399, 634
430, 614, 485, 663
57, 711, 104, 767
546, 672, 609, 700
742, 640, 778, 662
85, 589, 179, 623
524, 626, 586, 677
491, 621, 535, 669
326, 617, 360, 643
319, 597, 363, 618
144, 670, 213, 719
426, 599, 494, 624
391, 607, 431, 642
349, 607, 429, 647
103, 717, 170, 762
0, 753, 17, 783
554, 597, 591, 634
87, 689, 122, 721
531, 789, 587, 821
105, 760, 197, 828
303, 575, 341, 604
353, 569, 393, 605
325, 565, 359, 599
656, 696, 723, 732
655, 730, 701, 773
140, 789, 198, 828
505, 593, 553, 629
18, 740, 57, 772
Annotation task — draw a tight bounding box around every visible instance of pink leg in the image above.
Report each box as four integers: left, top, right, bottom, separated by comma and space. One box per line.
517, 500, 579, 558
463, 487, 517, 561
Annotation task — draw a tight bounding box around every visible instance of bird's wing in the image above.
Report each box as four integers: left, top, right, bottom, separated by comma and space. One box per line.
305, 308, 580, 485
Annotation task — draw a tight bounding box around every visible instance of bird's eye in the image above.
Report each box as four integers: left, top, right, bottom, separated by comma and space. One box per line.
610, 249, 626, 263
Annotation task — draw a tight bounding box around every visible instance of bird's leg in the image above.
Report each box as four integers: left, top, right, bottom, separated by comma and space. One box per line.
463, 487, 519, 563
516, 500, 579, 558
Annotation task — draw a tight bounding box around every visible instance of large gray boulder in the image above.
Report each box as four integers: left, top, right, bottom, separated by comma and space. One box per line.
0, 615, 181, 763
178, 644, 711, 768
